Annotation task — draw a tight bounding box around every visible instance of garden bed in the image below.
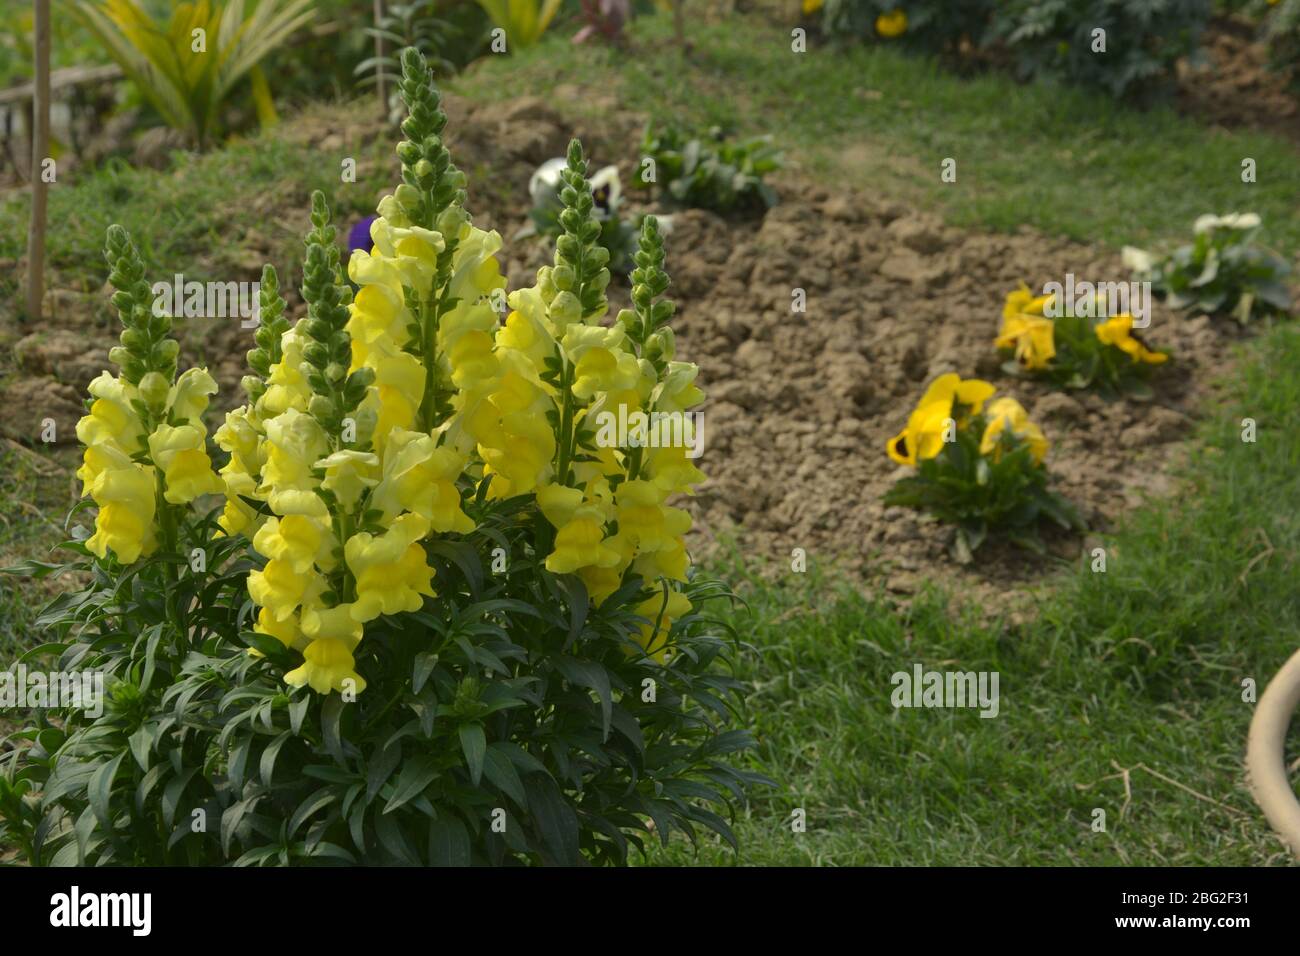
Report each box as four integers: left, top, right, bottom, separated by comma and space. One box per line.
1, 92, 1254, 612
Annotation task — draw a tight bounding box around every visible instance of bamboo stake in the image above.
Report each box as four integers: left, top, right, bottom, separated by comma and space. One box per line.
374, 0, 386, 120
26, 0, 51, 322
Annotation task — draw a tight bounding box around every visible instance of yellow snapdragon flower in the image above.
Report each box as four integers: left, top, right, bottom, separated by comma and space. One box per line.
371, 430, 473, 532
84, 457, 158, 563
345, 513, 436, 622
632, 589, 692, 663
248, 558, 325, 623
147, 423, 224, 504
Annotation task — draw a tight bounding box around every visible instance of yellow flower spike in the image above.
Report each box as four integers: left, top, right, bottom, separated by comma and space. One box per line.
254, 607, 308, 651
253, 515, 333, 575
248, 558, 325, 623
85, 460, 157, 563
577, 531, 636, 605
146, 423, 224, 504
875, 9, 907, 37
1095, 315, 1168, 365
259, 407, 329, 493
315, 449, 381, 510
75, 372, 145, 454
285, 637, 367, 696
345, 513, 435, 623
631, 588, 692, 662
165, 366, 218, 424
371, 430, 474, 532
545, 516, 623, 574
980, 397, 1049, 465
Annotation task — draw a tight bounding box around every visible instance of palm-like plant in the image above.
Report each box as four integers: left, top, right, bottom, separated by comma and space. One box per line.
475, 0, 562, 50
68, 0, 315, 149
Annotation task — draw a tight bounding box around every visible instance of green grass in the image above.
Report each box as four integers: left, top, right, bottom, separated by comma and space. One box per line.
455, 16, 1300, 255
647, 325, 1300, 865
0, 112, 397, 324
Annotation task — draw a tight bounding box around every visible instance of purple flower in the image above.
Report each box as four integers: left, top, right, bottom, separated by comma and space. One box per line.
348, 215, 378, 255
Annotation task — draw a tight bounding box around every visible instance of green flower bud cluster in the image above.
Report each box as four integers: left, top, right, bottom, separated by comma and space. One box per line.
618, 215, 676, 368
104, 224, 179, 386
396, 47, 466, 231
243, 264, 291, 401
299, 191, 373, 438
553, 139, 611, 321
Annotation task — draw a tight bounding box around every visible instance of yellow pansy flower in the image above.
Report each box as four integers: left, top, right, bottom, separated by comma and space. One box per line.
980, 397, 1048, 465
1095, 315, 1168, 365
888, 374, 995, 466
1003, 283, 1054, 321
995, 313, 1056, 371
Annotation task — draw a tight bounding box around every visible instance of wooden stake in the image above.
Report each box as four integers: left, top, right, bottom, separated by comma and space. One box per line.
26, 0, 51, 322
374, 0, 386, 120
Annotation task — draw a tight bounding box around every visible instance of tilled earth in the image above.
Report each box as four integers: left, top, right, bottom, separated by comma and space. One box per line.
2, 94, 1261, 608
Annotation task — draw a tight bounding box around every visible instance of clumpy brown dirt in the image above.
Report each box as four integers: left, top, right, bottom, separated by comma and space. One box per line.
1177, 19, 1300, 146
0, 93, 1260, 611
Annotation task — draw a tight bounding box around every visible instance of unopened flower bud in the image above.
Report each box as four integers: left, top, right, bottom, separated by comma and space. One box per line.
137, 371, 170, 411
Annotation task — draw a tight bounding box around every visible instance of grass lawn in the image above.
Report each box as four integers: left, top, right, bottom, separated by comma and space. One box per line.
2, 13, 1298, 865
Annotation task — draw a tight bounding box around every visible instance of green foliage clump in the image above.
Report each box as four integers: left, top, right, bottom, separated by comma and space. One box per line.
635, 124, 782, 214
